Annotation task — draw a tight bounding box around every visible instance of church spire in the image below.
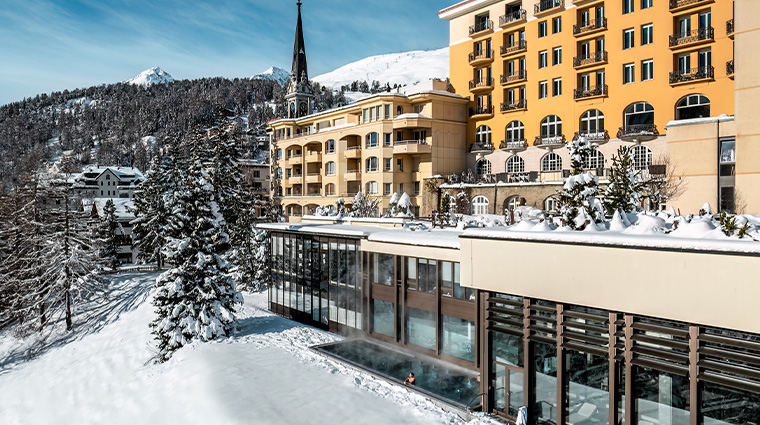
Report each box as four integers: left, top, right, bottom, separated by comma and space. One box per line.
286, 1, 313, 119
291, 1, 308, 83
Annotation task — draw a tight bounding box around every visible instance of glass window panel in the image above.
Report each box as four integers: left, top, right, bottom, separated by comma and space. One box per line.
510, 369, 525, 417
407, 257, 418, 290
492, 331, 524, 367
441, 315, 475, 362
701, 380, 760, 424
564, 350, 609, 425
372, 299, 395, 337
441, 261, 453, 297
534, 341, 558, 425
406, 307, 437, 351
633, 366, 690, 425
372, 253, 395, 286
494, 363, 507, 412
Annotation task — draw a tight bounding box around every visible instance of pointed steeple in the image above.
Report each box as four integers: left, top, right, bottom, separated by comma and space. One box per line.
286, 1, 314, 119
291, 1, 308, 83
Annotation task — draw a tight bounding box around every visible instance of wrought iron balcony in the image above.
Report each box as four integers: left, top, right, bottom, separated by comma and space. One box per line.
469, 78, 494, 91
469, 49, 494, 64
669, 0, 711, 11
500, 40, 527, 56
469, 141, 494, 154
535, 0, 563, 14
499, 9, 526, 26
727, 19, 734, 37
499, 139, 528, 151
469, 106, 494, 117
727, 60, 734, 78
500, 99, 527, 112
500, 69, 527, 85
573, 84, 608, 100
534, 134, 566, 148
617, 124, 659, 142
573, 51, 607, 68
573, 18, 607, 36
669, 27, 713, 48
669, 66, 714, 84
469, 20, 493, 35
573, 130, 610, 143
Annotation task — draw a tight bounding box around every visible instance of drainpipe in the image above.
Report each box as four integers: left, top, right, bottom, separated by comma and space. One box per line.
493, 184, 498, 215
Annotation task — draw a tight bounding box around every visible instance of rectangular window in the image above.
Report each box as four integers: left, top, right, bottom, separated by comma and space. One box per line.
372, 299, 394, 337
624, 28, 635, 49
678, 54, 691, 73
641, 0, 652, 8
539, 80, 548, 98
370, 107, 376, 122
539, 50, 548, 68
552, 47, 562, 65
642, 59, 654, 81
366, 132, 378, 148
552, 78, 562, 96
441, 315, 475, 362
363, 108, 369, 123
538, 21, 547, 37
552, 17, 561, 34
623, 0, 634, 14
384, 133, 392, 146
414, 181, 421, 196
641, 24, 653, 45
406, 307, 436, 351
384, 104, 390, 119
633, 366, 690, 425
397, 158, 403, 172
384, 158, 392, 171
384, 183, 391, 195
366, 157, 378, 172
624, 63, 635, 84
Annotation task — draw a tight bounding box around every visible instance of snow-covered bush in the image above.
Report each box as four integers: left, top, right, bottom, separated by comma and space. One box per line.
558, 136, 604, 229
350, 191, 381, 218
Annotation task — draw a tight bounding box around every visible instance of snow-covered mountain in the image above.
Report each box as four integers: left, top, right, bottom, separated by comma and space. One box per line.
313, 48, 449, 89
126, 67, 175, 87
251, 66, 290, 84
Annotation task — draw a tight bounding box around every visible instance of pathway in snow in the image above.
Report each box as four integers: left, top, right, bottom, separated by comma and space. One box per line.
0, 272, 499, 425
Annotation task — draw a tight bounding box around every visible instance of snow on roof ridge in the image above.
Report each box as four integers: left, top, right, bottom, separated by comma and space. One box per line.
666, 114, 734, 128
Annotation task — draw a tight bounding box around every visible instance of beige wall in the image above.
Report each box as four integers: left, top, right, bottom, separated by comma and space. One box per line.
460, 236, 760, 335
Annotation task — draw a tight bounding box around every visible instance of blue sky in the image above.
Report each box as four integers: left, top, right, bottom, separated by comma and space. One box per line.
0, 0, 455, 106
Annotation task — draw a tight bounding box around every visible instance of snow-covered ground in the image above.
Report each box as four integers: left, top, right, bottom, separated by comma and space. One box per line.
0, 272, 499, 425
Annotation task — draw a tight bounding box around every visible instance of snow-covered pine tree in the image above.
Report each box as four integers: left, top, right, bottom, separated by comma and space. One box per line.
151, 138, 243, 362
230, 207, 271, 292
350, 190, 381, 218
603, 145, 642, 216
385, 192, 400, 217
208, 116, 244, 227
396, 192, 414, 218
98, 199, 121, 271
557, 136, 604, 229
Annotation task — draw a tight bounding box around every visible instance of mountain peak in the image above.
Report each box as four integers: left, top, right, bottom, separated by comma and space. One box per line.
126, 67, 175, 87
251, 66, 290, 84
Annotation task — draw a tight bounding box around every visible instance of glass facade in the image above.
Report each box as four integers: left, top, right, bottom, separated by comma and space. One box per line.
564, 350, 609, 424
441, 315, 475, 362
534, 341, 558, 425
372, 299, 395, 338
633, 366, 690, 425
406, 307, 437, 351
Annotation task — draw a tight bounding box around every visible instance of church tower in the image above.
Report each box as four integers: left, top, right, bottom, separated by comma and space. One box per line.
285, 1, 314, 119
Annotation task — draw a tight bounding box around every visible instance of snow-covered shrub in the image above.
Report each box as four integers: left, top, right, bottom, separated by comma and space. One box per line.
558, 136, 604, 229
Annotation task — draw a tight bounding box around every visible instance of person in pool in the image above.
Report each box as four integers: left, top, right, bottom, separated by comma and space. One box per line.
403, 372, 416, 386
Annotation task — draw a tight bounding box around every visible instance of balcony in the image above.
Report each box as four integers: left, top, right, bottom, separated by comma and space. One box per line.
573, 18, 607, 36
669, 27, 714, 49
469, 78, 494, 93
288, 154, 302, 162
344, 169, 361, 181
469, 106, 494, 118
393, 140, 432, 155
344, 146, 362, 159
305, 173, 322, 184
305, 152, 322, 163
617, 124, 659, 143
534, 135, 566, 149
727, 19, 734, 39
499, 139, 528, 153
500, 99, 527, 113
501, 40, 527, 57
469, 19, 493, 37
669, 66, 714, 85
727, 60, 734, 79
669, 0, 712, 12
573, 51, 607, 69
501, 69, 527, 85
499, 9, 526, 27
469, 142, 494, 154
573, 84, 608, 100
534, 0, 564, 15
393, 115, 432, 129
573, 130, 610, 144
469, 49, 494, 66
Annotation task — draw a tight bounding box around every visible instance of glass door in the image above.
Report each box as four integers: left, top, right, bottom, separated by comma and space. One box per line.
679, 54, 691, 74
493, 364, 525, 419
679, 17, 691, 37
580, 10, 590, 27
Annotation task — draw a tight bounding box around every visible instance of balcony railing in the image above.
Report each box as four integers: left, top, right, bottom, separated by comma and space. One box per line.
727, 19, 734, 37
617, 124, 659, 142
534, 135, 566, 147
469, 49, 494, 63
669, 0, 710, 10
669, 27, 714, 47
500, 69, 527, 84
394, 140, 428, 146
535, 0, 564, 14
500, 40, 527, 56
499, 139, 528, 150
500, 99, 527, 112
345, 146, 361, 151
669, 66, 714, 84
499, 9, 526, 26
469, 19, 493, 35
573, 84, 608, 100
573, 130, 610, 142
573, 18, 607, 35
469, 78, 494, 91
469, 106, 494, 117
469, 142, 494, 154
573, 51, 607, 67
727, 60, 734, 77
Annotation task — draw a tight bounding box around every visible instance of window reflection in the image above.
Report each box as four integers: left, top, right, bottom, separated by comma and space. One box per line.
372, 299, 394, 337
406, 307, 437, 351
633, 366, 690, 425
564, 350, 609, 424
534, 341, 558, 424
441, 315, 475, 362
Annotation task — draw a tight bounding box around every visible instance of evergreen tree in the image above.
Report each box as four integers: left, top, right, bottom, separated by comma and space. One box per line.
151, 139, 242, 362
208, 116, 244, 227
603, 146, 642, 216
557, 136, 604, 229
350, 191, 381, 217
98, 199, 121, 271
230, 207, 271, 292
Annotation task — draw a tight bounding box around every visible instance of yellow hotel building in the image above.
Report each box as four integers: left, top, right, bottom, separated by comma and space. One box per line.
439, 0, 760, 214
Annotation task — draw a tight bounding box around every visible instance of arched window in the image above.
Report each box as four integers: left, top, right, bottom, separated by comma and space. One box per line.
632, 145, 652, 171
325, 140, 335, 154
624, 102, 655, 127
583, 150, 605, 170
366, 181, 379, 195
471, 196, 490, 215
544, 196, 559, 212
476, 125, 492, 144
325, 161, 336, 175
541, 152, 562, 172
579, 109, 605, 137
540, 115, 563, 139
476, 158, 492, 176
324, 183, 335, 196
506, 195, 522, 211
506, 155, 525, 173
365, 132, 379, 148
366, 157, 379, 172
676, 95, 710, 120
505, 120, 525, 143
